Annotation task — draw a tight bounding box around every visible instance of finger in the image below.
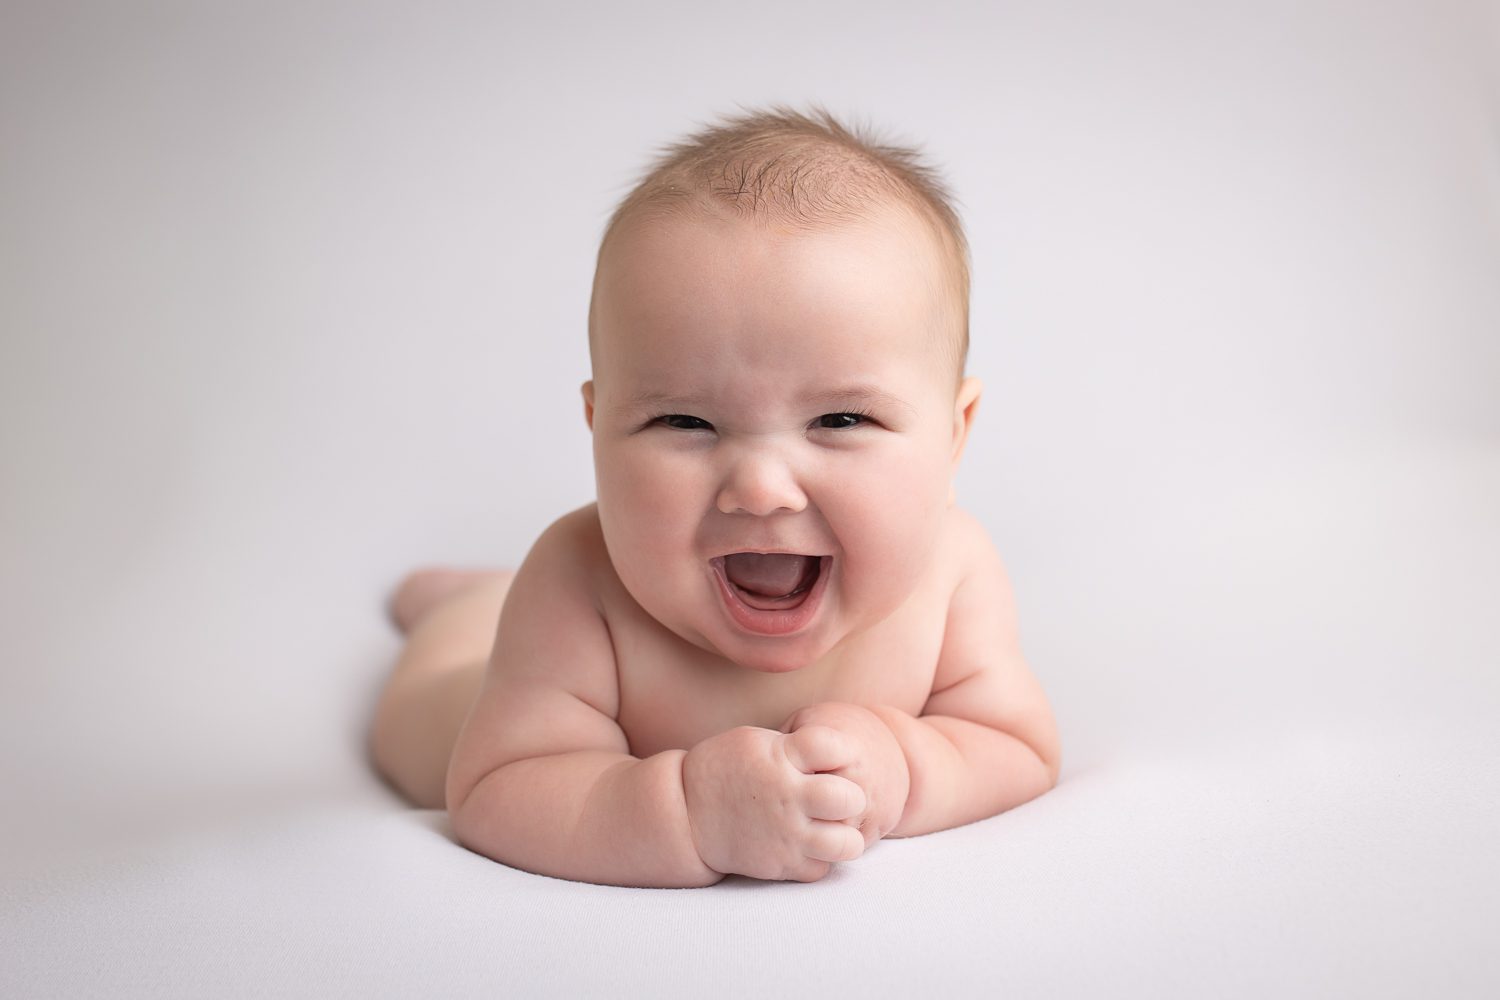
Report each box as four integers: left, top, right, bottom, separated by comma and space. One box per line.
782, 725, 853, 774
801, 773, 866, 822
803, 820, 865, 864
787, 858, 833, 883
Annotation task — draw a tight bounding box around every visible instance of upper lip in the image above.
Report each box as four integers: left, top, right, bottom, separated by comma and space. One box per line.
711, 549, 828, 559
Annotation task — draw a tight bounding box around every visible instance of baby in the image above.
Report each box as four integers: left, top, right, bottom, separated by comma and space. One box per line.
369, 106, 1060, 887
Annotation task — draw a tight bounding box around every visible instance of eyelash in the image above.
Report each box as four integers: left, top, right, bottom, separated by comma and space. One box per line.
814, 409, 875, 430
655, 414, 713, 431
651, 410, 876, 432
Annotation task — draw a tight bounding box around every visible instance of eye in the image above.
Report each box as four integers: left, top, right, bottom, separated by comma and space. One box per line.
815, 412, 871, 430
655, 414, 714, 431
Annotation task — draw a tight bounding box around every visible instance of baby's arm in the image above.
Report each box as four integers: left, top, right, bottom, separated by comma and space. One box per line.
445, 513, 717, 888
786, 513, 1061, 839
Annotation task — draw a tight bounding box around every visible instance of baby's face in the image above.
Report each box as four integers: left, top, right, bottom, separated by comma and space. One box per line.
585, 202, 980, 673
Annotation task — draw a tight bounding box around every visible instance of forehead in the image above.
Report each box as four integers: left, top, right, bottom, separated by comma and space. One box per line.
591, 202, 952, 384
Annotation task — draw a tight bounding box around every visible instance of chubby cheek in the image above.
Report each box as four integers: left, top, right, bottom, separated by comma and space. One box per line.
822, 448, 949, 614
596, 445, 709, 587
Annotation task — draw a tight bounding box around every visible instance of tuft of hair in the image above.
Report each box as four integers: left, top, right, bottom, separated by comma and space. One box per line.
591, 104, 971, 375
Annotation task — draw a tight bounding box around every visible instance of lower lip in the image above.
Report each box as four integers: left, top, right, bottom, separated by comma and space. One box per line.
710, 556, 831, 637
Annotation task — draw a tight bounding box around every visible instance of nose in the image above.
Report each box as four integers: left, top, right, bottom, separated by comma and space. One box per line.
716, 444, 808, 517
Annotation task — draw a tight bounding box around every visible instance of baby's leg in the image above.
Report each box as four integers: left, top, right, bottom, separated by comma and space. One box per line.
369, 569, 514, 809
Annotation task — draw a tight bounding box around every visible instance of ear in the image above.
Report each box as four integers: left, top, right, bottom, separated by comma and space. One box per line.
581, 380, 596, 431
950, 376, 982, 468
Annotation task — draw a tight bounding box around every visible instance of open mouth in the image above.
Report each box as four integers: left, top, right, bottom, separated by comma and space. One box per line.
710, 553, 830, 636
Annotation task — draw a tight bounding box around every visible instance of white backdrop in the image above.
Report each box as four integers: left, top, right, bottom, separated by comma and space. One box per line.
3, 2, 1497, 996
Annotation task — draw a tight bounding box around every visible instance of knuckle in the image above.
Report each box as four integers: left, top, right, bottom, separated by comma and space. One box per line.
797, 723, 832, 744
803, 725, 842, 760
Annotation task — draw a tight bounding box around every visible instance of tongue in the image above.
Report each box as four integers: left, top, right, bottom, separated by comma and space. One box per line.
723, 553, 817, 598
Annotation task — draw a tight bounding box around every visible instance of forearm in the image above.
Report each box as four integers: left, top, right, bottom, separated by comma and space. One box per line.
450, 749, 721, 888
868, 707, 1059, 838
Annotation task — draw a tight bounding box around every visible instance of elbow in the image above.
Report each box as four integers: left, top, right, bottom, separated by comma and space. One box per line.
445, 764, 519, 863
1035, 721, 1062, 788
444, 757, 474, 818
445, 770, 484, 850
1040, 749, 1061, 789
1010, 741, 1058, 806
1009, 716, 1060, 795
444, 749, 500, 833
445, 735, 526, 820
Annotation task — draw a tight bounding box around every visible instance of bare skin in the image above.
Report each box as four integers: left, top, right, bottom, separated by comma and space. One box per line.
370, 202, 1061, 886
369, 569, 514, 810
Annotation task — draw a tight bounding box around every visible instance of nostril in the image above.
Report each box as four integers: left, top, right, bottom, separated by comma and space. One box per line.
716, 457, 807, 516
717, 488, 807, 517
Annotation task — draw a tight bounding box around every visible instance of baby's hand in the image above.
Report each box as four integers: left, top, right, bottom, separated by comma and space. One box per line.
681, 725, 868, 882
781, 703, 911, 846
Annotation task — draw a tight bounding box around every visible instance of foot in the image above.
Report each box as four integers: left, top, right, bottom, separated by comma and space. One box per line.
388, 568, 513, 634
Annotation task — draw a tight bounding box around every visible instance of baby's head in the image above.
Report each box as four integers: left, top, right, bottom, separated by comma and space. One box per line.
583, 106, 982, 672
589, 105, 970, 383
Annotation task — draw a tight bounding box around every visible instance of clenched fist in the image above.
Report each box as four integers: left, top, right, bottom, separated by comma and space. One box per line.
682, 725, 869, 882
781, 702, 911, 846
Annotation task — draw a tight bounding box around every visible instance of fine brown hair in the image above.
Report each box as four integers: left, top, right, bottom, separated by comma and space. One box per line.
589, 104, 971, 375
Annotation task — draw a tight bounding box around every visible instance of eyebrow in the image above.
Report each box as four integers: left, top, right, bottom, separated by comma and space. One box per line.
625, 383, 914, 415
812, 384, 916, 415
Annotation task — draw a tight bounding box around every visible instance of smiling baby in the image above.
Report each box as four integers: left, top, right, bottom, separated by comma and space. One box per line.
369, 105, 1060, 887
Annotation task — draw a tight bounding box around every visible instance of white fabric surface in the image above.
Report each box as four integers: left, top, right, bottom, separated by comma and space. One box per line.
3, 2, 1498, 996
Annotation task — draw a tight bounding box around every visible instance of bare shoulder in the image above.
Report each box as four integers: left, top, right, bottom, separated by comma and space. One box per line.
926, 505, 1060, 777
530, 503, 613, 588
445, 503, 628, 808
931, 504, 1023, 690
496, 503, 619, 691
939, 505, 1011, 597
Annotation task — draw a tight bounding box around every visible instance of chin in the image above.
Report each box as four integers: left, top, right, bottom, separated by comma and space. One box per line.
723, 634, 829, 674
